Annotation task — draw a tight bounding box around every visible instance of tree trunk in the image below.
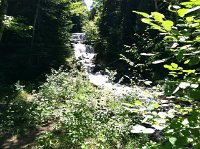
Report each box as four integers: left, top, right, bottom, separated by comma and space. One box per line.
31, 0, 41, 48
0, 0, 8, 42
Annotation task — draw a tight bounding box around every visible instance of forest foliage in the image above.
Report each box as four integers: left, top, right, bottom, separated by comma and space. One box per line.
0, 0, 199, 148
0, 0, 88, 84
84, 0, 200, 147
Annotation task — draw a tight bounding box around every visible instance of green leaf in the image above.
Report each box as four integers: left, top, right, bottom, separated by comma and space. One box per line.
177, 6, 200, 18
150, 22, 166, 32
178, 9, 188, 17
164, 65, 177, 70
122, 103, 134, 107
186, 16, 194, 23
169, 74, 178, 77
135, 100, 142, 105
141, 18, 152, 24
182, 69, 196, 73
144, 81, 152, 86
178, 67, 183, 70
169, 71, 177, 74
154, 103, 160, 109
188, 57, 199, 66
171, 63, 178, 69
169, 137, 177, 145
176, 50, 185, 61
151, 12, 165, 22
164, 36, 177, 41
162, 20, 174, 31
133, 11, 149, 18
184, 59, 190, 64
195, 36, 200, 42
181, 1, 200, 7
190, 23, 199, 28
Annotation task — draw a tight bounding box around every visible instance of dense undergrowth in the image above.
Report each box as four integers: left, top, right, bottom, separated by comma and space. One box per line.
1, 59, 198, 148
0, 64, 151, 148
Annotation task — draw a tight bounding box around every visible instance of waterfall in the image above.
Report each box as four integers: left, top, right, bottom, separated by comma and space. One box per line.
72, 33, 164, 99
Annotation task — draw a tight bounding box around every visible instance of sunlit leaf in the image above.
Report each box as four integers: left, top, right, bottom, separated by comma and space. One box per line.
182, 69, 196, 73
141, 18, 151, 24
171, 43, 179, 48
133, 11, 149, 17
191, 84, 199, 88
140, 53, 155, 56
135, 100, 142, 105
178, 67, 183, 70
184, 59, 190, 64
162, 20, 174, 31
164, 36, 177, 41
171, 63, 178, 69
169, 74, 178, 77
151, 12, 165, 22
178, 9, 188, 17
195, 36, 200, 42
182, 118, 189, 126
179, 82, 190, 89
150, 22, 166, 32
152, 59, 166, 64
169, 71, 176, 74
122, 103, 134, 107
169, 137, 177, 145
144, 81, 152, 86
186, 16, 194, 23
164, 65, 174, 70
154, 103, 160, 109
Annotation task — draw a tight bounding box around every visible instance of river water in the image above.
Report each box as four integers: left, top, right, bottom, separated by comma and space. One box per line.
73, 40, 164, 100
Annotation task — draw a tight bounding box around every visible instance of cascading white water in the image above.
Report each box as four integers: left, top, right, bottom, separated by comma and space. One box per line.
72, 33, 163, 99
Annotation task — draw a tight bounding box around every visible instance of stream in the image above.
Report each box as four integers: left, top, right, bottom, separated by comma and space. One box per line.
72, 33, 164, 100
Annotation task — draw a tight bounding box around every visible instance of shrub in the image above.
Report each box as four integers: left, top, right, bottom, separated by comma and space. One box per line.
33, 68, 148, 148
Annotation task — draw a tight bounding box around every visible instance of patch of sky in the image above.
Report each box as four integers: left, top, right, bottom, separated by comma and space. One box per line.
84, 0, 93, 10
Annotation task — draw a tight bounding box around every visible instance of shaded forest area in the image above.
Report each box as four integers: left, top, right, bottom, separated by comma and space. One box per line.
89, 0, 171, 82
0, 0, 200, 148
87, 0, 193, 83
0, 0, 86, 85
0, 0, 69, 84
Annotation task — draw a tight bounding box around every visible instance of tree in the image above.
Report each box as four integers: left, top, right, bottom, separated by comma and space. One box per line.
0, 0, 78, 83
0, 0, 7, 42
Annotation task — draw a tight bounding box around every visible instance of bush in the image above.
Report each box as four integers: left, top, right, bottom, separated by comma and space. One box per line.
33, 68, 148, 148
